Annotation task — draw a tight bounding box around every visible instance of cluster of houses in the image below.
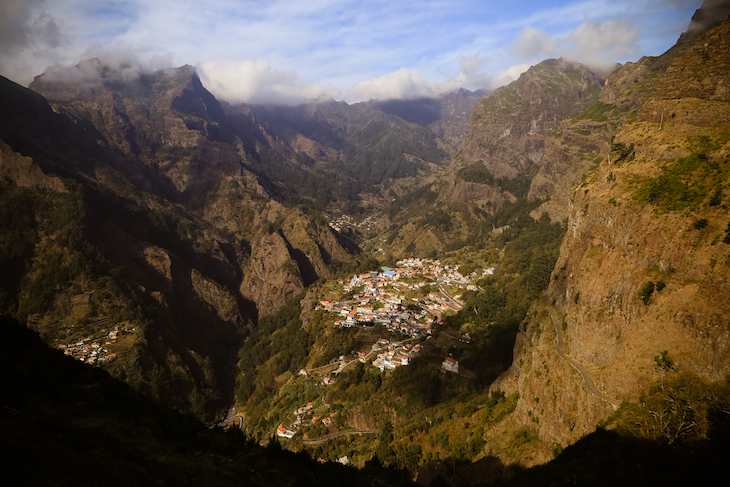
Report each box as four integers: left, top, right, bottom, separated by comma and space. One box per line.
396, 258, 495, 286
276, 400, 340, 438
273, 257, 488, 442
371, 340, 421, 372
318, 257, 494, 339
58, 329, 119, 365
328, 213, 378, 233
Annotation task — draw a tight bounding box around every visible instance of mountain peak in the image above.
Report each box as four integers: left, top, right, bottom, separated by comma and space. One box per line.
677, 0, 730, 45
29, 61, 196, 102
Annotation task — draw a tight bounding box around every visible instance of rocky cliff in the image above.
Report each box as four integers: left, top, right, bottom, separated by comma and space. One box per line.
490, 12, 730, 464
457, 59, 606, 204
29, 62, 358, 316
1, 63, 359, 421
380, 59, 611, 256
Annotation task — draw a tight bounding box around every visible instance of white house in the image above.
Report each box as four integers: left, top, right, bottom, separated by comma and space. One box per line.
276, 425, 296, 438
442, 357, 459, 373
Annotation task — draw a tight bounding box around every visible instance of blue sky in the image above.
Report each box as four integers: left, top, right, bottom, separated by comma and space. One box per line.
0, 0, 704, 104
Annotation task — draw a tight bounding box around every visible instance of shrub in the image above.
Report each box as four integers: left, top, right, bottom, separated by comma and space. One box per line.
635, 153, 708, 211
612, 142, 635, 161
656, 280, 666, 292
709, 188, 722, 206
693, 218, 708, 230
653, 350, 674, 371
639, 281, 655, 305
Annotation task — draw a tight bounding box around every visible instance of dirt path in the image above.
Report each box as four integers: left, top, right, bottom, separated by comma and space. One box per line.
299, 429, 380, 445
548, 306, 621, 409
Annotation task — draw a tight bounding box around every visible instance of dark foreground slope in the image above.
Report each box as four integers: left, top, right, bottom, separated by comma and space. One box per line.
0, 315, 415, 486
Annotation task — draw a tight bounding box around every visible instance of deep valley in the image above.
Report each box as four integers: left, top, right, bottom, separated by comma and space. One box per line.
2, 1, 730, 485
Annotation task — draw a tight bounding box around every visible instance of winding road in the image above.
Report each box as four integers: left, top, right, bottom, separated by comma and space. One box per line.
220, 413, 244, 430
299, 429, 380, 445
548, 306, 621, 410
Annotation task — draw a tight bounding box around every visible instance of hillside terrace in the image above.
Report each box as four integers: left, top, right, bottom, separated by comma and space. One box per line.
59, 330, 120, 365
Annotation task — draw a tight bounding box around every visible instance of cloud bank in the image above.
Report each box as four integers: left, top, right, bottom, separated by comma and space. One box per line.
0, 0, 65, 85
512, 19, 641, 70
197, 59, 340, 106
0, 0, 703, 104
345, 55, 531, 102
39, 45, 176, 85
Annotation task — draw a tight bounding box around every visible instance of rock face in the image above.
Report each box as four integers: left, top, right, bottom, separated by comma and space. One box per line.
457, 58, 606, 196
30, 62, 356, 317
1, 63, 359, 421
382, 59, 612, 256
492, 13, 730, 460
0, 140, 66, 192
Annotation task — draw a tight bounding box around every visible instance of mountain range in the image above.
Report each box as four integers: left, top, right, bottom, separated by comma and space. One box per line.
2, 0, 730, 484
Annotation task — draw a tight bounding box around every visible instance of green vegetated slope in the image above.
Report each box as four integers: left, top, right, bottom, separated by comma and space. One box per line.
380, 58, 609, 257
232, 207, 567, 471
233, 6, 730, 482
246, 91, 481, 213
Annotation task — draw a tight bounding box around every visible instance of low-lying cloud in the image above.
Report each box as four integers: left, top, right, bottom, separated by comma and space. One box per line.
344, 55, 530, 102
0, 0, 65, 85
1, 0, 699, 106
40, 45, 176, 84
197, 59, 341, 106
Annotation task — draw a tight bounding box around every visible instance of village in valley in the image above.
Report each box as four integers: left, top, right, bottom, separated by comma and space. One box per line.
56, 320, 136, 366
320, 258, 492, 336
274, 257, 494, 442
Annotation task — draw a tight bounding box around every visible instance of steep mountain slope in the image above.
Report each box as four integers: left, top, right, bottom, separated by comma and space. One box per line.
0, 73, 252, 420
1, 65, 359, 421
3, 2, 730, 482
0, 315, 413, 487
28, 62, 362, 314
2, 59, 479, 422
461, 58, 605, 187
489, 12, 730, 464
381, 59, 608, 256
246, 89, 482, 208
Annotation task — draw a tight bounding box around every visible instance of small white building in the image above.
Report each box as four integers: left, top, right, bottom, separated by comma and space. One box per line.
442, 357, 459, 373
276, 425, 296, 438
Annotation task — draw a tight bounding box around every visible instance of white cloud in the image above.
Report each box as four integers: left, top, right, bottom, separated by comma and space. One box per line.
491, 63, 533, 87
0, 0, 702, 102
0, 0, 62, 51
512, 27, 556, 59
346, 68, 437, 102
511, 18, 640, 69
197, 59, 340, 105
568, 20, 640, 68
39, 45, 175, 85
344, 55, 530, 102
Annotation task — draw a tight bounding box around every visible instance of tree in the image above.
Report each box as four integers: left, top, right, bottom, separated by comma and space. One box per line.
654, 350, 674, 372
611, 142, 635, 162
